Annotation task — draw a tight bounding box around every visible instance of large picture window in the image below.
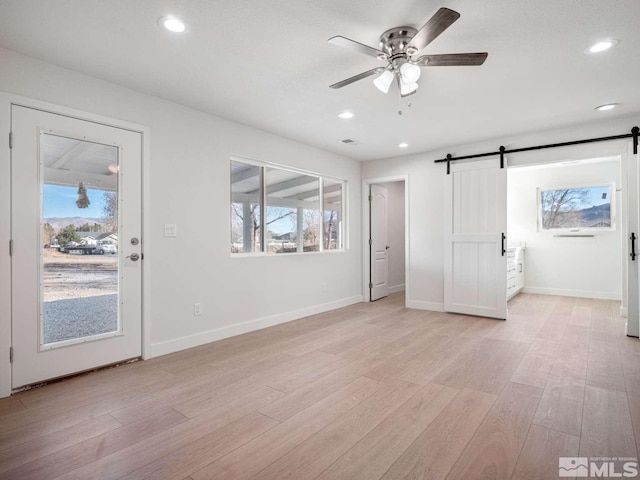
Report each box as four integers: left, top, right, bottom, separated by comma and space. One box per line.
538, 184, 614, 231
231, 159, 345, 254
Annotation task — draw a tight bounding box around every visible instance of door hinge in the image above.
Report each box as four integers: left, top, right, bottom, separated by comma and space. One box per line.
9, 239, 13, 256
369, 282, 373, 289
368, 195, 372, 202
8, 132, 13, 149
368, 238, 372, 246
9, 347, 13, 363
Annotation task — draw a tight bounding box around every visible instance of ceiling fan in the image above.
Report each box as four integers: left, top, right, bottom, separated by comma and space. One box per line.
328, 7, 487, 97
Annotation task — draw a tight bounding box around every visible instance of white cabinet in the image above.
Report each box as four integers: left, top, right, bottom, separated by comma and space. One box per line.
507, 247, 525, 299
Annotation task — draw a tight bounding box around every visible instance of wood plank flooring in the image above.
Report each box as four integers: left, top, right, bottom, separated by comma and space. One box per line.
1, 292, 639, 479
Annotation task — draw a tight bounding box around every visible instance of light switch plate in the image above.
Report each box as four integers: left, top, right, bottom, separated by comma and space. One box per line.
164, 224, 177, 237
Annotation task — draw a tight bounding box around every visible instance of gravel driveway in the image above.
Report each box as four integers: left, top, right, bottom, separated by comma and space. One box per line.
43, 249, 119, 344
44, 294, 118, 344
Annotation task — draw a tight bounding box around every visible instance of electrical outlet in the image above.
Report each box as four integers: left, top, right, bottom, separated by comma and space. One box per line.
164, 224, 177, 237
321, 282, 327, 292
194, 303, 202, 316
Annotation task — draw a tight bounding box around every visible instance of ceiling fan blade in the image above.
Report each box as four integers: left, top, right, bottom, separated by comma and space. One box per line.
328, 36, 387, 59
415, 52, 488, 66
330, 67, 386, 89
407, 8, 460, 52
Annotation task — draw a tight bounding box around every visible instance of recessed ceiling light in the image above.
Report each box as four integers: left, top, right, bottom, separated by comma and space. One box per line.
338, 111, 354, 119
398, 143, 409, 148
595, 103, 619, 111
158, 16, 190, 33
585, 39, 619, 54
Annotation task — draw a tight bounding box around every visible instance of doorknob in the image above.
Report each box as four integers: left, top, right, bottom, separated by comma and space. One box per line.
126, 253, 140, 262
385, 245, 390, 250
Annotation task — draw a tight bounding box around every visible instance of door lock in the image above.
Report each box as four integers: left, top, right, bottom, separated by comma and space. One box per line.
126, 253, 140, 261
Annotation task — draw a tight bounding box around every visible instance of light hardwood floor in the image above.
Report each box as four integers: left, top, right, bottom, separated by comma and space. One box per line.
1, 293, 639, 479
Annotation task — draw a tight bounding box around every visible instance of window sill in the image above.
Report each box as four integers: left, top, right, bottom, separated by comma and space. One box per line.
230, 249, 347, 258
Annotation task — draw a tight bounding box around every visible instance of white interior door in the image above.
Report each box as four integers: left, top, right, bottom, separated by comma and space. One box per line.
11, 105, 142, 388
626, 142, 639, 337
370, 184, 389, 301
444, 158, 507, 319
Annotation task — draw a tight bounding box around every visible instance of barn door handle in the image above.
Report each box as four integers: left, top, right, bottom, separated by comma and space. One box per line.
501, 233, 506, 256
631, 233, 637, 261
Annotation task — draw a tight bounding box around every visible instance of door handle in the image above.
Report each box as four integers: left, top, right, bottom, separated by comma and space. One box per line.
501, 233, 506, 256
631, 233, 637, 261
385, 245, 390, 250
126, 253, 140, 262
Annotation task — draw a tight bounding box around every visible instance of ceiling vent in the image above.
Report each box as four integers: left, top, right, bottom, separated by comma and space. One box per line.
339, 138, 360, 145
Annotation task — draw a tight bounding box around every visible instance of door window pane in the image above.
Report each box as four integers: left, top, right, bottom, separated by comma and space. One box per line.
323, 180, 343, 249
41, 134, 120, 346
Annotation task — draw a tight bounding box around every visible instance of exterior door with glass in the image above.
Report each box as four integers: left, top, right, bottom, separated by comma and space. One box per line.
11, 105, 142, 388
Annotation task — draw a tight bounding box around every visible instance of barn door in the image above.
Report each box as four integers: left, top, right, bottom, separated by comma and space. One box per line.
626, 141, 639, 337
444, 158, 507, 319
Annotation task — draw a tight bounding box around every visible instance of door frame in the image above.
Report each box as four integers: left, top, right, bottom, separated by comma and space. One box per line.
362, 175, 409, 306
0, 91, 151, 398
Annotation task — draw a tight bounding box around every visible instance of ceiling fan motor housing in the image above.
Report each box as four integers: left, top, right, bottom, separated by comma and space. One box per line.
379, 26, 418, 63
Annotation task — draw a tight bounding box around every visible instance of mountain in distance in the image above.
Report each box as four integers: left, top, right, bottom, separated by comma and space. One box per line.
44, 217, 104, 231
579, 203, 610, 225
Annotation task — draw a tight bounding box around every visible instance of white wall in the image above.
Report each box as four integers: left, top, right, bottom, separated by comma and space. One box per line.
361, 115, 638, 311
376, 181, 405, 292
0, 47, 363, 395
508, 160, 622, 299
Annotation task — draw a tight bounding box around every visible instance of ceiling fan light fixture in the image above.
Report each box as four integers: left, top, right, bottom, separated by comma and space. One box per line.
400, 63, 421, 84
373, 70, 394, 93
406, 46, 419, 56
400, 81, 419, 96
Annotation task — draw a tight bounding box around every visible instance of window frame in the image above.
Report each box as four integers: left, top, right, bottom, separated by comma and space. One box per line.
230, 156, 347, 256
536, 182, 616, 233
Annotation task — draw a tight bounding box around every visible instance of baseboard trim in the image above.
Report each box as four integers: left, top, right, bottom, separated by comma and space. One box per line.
406, 300, 445, 312
620, 307, 628, 318
389, 284, 406, 294
148, 295, 364, 358
521, 287, 621, 301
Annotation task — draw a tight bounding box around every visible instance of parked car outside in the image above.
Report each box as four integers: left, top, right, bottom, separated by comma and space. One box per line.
96, 244, 117, 254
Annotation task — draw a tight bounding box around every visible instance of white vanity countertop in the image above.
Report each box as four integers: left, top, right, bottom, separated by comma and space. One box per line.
507, 241, 526, 251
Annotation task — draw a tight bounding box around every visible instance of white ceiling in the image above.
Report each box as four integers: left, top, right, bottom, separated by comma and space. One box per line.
0, 0, 638, 161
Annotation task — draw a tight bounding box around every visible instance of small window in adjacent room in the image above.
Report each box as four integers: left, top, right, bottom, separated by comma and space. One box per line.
230, 158, 345, 254
538, 184, 614, 231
